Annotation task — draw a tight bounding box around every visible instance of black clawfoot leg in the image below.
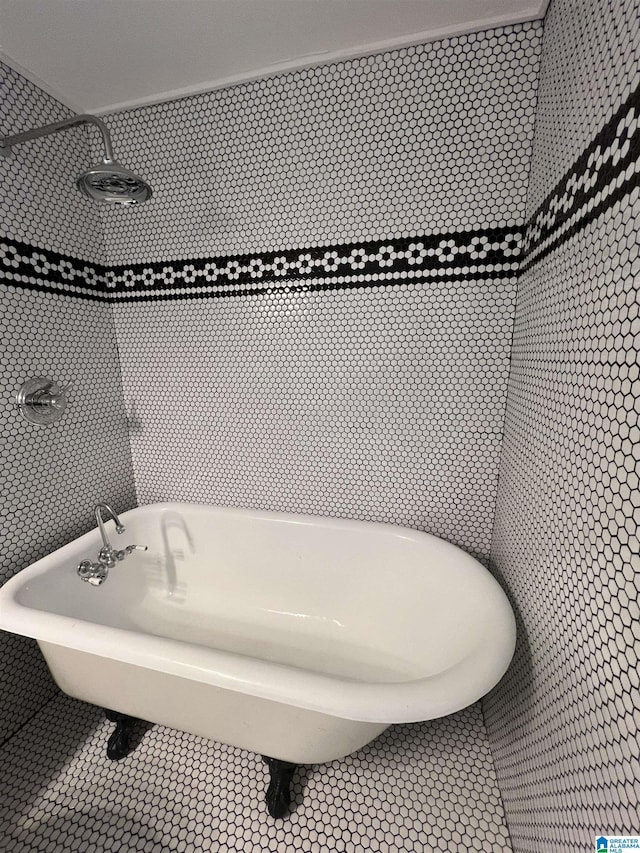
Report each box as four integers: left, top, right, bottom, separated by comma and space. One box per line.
104, 709, 138, 760
261, 756, 297, 818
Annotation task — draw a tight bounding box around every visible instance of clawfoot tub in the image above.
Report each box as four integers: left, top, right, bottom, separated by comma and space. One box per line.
0, 503, 515, 817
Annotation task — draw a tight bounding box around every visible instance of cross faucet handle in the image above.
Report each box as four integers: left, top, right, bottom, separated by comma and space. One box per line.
115, 544, 148, 561
77, 559, 108, 586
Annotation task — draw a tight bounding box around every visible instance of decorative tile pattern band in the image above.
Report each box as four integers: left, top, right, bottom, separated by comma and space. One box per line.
1, 228, 521, 301
0, 242, 108, 301
521, 79, 640, 268
2, 84, 639, 303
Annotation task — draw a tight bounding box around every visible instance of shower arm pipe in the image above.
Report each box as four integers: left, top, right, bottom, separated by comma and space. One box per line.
0, 114, 114, 162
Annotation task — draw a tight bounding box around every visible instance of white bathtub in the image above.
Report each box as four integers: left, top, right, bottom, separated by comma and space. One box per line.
0, 503, 515, 764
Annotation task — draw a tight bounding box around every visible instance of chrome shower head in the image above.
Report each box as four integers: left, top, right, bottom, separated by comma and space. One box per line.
0, 113, 153, 205
77, 159, 152, 205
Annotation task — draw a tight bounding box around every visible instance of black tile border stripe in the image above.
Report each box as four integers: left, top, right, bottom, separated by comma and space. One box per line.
106, 228, 522, 301
0, 243, 109, 299
524, 81, 640, 259
2, 80, 639, 302
520, 167, 640, 274
1, 228, 521, 302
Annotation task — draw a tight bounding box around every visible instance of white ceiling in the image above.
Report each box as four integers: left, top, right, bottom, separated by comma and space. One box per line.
0, 0, 548, 115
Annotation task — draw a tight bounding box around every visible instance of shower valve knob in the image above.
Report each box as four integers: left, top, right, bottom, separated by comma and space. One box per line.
15, 377, 71, 425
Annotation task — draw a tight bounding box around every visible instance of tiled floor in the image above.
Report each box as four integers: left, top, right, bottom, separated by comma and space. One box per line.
0, 693, 511, 852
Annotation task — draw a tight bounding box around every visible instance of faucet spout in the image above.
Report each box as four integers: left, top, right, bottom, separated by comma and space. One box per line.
95, 503, 125, 549
78, 504, 145, 585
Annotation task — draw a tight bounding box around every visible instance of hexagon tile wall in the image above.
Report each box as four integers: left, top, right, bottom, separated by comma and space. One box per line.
100, 22, 542, 565
97, 24, 542, 264
0, 61, 105, 262
0, 60, 136, 743
485, 0, 640, 850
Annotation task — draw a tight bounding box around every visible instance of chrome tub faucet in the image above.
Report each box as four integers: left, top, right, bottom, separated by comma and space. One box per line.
77, 504, 147, 586
95, 503, 125, 565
